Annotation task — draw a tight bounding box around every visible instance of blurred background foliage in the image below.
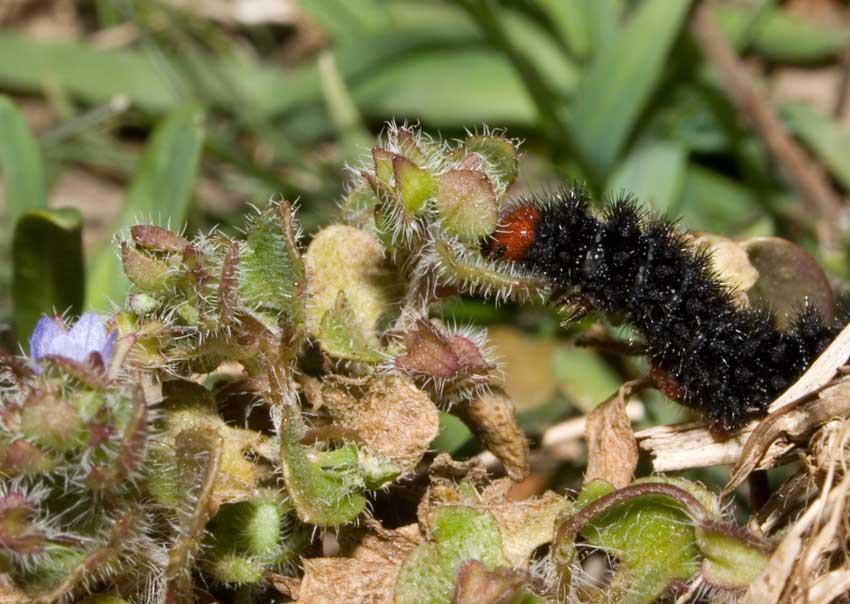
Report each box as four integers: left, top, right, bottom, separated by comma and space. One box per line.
2, 0, 850, 490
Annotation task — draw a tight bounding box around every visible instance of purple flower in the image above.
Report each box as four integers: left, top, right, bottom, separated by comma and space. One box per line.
30, 313, 118, 371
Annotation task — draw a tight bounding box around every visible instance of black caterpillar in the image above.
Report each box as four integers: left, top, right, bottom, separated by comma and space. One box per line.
485, 188, 841, 434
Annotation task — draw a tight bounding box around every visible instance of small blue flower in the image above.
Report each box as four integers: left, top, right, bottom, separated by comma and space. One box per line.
30, 313, 118, 371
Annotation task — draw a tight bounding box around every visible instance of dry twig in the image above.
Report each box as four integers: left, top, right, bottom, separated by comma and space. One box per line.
692, 1, 846, 252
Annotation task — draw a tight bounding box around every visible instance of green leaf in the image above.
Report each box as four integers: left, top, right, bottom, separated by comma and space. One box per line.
782, 103, 850, 192
0, 95, 47, 225
12, 209, 84, 347
572, 478, 708, 604
0, 28, 506, 123
716, 6, 850, 63
278, 407, 367, 527
567, 0, 692, 181
461, 135, 519, 195
395, 506, 506, 604
86, 104, 203, 310
607, 140, 687, 213
318, 293, 384, 363
695, 523, 769, 588
436, 169, 498, 242
393, 155, 437, 215
387, 3, 579, 100
240, 203, 306, 327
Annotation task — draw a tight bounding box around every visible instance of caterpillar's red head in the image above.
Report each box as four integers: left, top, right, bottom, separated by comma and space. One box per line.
485, 205, 542, 261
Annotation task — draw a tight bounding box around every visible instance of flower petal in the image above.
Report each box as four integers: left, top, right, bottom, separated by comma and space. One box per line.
99, 328, 119, 368
29, 317, 65, 361
67, 313, 108, 356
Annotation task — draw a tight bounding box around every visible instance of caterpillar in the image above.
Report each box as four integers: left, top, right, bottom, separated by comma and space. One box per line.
485, 187, 840, 434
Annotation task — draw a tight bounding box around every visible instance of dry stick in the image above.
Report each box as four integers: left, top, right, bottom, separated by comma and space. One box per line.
833, 46, 850, 119
692, 1, 845, 252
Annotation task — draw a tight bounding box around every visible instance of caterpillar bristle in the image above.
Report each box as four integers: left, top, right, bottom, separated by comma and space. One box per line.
488, 187, 839, 433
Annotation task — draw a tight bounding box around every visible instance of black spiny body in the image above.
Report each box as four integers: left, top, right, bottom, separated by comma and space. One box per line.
488, 189, 837, 433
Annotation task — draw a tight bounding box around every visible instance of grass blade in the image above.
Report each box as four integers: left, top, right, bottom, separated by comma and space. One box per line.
781, 103, 850, 192
0, 95, 47, 225
607, 140, 686, 213
567, 0, 692, 182
13, 208, 84, 346
86, 104, 204, 310
535, 0, 621, 59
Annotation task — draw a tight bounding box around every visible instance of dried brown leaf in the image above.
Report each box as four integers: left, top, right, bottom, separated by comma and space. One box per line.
455, 387, 529, 481
725, 378, 850, 493
479, 482, 570, 568
584, 379, 646, 488
293, 522, 422, 604
296, 558, 396, 604
322, 375, 439, 472
742, 471, 850, 604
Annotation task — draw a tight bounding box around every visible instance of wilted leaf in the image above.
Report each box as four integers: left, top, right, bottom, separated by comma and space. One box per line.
741, 236, 833, 328
452, 560, 533, 604
584, 382, 641, 489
